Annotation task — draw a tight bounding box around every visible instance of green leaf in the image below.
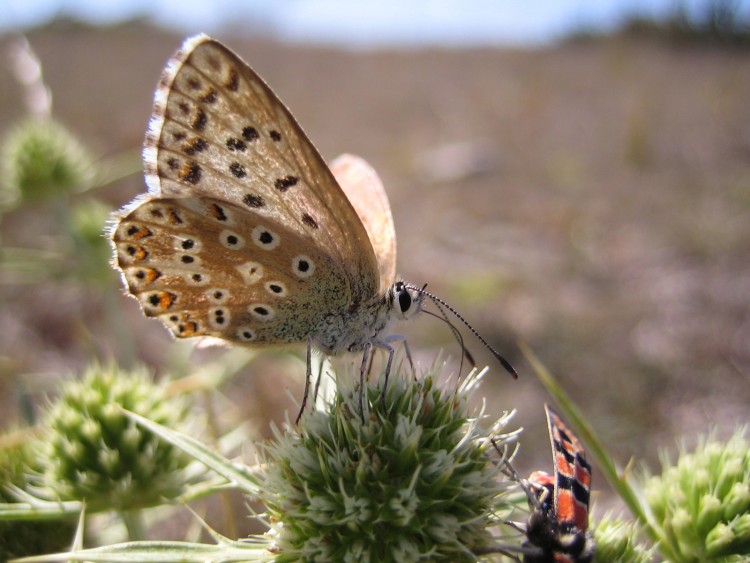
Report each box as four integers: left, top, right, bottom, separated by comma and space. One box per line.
14, 539, 273, 562
122, 409, 262, 496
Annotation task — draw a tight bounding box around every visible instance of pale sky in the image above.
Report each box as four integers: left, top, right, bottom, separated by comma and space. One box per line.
2, 0, 746, 46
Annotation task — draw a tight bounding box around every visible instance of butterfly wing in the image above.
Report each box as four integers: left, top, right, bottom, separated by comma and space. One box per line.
111, 35, 384, 344
141, 34, 380, 300
545, 405, 592, 535
523, 406, 595, 562
112, 195, 349, 345
330, 154, 396, 291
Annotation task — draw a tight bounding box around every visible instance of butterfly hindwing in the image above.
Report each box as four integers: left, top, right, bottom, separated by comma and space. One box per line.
330, 154, 397, 292
113, 195, 350, 345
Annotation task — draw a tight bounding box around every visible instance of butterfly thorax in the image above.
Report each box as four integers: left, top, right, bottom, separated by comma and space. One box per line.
313, 281, 423, 355
313, 293, 392, 355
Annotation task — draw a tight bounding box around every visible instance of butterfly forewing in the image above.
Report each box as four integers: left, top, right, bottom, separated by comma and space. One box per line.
521, 405, 595, 563
144, 35, 380, 298
546, 407, 592, 535
113, 34, 390, 346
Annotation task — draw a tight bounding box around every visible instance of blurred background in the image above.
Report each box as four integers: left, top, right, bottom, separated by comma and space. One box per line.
1, 0, 749, 530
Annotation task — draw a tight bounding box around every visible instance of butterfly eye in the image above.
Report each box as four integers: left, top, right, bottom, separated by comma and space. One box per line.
391, 283, 421, 320
398, 290, 412, 314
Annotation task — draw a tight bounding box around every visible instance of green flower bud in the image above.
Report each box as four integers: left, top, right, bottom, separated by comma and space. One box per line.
705, 522, 735, 557
0, 428, 76, 559
670, 507, 697, 550
41, 363, 191, 512
723, 482, 750, 521
697, 494, 723, 536
1, 118, 92, 206
644, 475, 668, 521
642, 428, 750, 560
591, 512, 653, 563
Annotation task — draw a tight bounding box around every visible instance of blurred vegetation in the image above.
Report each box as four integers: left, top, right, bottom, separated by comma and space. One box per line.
623, 0, 750, 45
569, 0, 750, 45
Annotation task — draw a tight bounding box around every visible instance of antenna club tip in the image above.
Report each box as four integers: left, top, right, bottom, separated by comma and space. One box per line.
498, 356, 519, 379
410, 282, 518, 379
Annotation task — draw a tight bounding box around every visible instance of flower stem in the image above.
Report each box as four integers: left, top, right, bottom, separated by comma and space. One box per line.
120, 509, 146, 541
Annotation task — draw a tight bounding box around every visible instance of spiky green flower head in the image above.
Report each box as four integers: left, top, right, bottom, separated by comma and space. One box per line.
41, 363, 191, 512
0, 117, 92, 207
0, 427, 36, 495
258, 361, 518, 563
0, 428, 77, 559
643, 428, 750, 561
590, 512, 653, 563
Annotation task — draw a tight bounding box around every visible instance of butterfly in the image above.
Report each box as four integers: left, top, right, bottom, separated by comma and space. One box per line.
110, 35, 516, 419
522, 404, 596, 563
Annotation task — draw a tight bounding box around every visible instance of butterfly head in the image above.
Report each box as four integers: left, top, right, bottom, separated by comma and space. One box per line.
389, 281, 425, 321
399, 282, 519, 379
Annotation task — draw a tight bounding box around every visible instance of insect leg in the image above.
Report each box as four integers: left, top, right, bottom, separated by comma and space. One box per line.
358, 342, 372, 423
295, 337, 314, 424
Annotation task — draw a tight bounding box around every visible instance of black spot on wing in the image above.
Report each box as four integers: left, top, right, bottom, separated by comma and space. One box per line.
274, 175, 298, 192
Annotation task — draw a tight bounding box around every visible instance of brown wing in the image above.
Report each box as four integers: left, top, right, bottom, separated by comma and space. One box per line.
112, 195, 349, 345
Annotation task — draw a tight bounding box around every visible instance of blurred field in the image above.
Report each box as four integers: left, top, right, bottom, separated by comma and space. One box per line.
1, 22, 748, 521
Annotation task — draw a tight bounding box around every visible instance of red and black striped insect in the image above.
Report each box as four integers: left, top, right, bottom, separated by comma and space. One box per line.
522, 404, 595, 563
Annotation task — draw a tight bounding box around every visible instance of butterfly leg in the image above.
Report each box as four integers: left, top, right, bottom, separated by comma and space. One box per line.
365, 346, 377, 376
371, 339, 397, 408
295, 338, 315, 425
382, 333, 415, 376
358, 342, 372, 423
312, 353, 326, 404
383, 334, 417, 391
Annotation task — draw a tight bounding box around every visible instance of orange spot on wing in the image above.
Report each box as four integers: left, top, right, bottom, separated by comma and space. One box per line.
143, 268, 161, 283
159, 292, 175, 309
573, 502, 590, 532
147, 292, 176, 312
178, 321, 199, 336
129, 246, 148, 262
554, 451, 575, 477
130, 226, 152, 240
556, 489, 576, 523
575, 463, 591, 489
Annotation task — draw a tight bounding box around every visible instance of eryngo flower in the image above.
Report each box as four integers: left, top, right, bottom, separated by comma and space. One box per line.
590, 512, 654, 563
41, 363, 191, 512
643, 428, 750, 561
258, 362, 518, 562
1, 117, 92, 206
0, 427, 75, 559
